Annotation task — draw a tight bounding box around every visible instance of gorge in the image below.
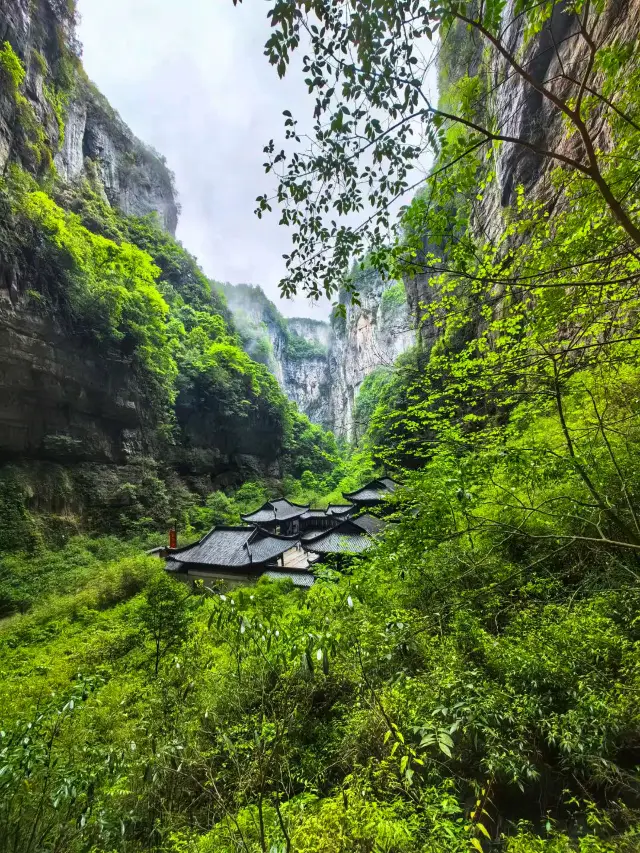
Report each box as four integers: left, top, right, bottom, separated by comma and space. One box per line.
223, 271, 414, 439
1, 1, 640, 852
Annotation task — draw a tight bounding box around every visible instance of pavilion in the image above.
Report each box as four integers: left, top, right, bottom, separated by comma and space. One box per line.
342, 478, 398, 510
166, 525, 316, 588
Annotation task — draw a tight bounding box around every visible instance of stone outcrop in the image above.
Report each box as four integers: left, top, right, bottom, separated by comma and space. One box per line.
55, 83, 178, 233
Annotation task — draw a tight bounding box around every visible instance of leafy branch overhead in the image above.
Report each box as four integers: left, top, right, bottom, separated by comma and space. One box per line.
235, 0, 640, 299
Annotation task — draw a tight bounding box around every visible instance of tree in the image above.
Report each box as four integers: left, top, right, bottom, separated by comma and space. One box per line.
235, 0, 640, 299
138, 574, 191, 676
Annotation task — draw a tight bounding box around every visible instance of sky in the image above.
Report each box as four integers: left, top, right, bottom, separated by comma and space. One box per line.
77, 0, 330, 319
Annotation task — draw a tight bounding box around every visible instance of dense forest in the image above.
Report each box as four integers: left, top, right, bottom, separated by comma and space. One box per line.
1, 0, 640, 851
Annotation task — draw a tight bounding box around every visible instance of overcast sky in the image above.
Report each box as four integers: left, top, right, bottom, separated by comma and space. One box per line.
77, 0, 330, 318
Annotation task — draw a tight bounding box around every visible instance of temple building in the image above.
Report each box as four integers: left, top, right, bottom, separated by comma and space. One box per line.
162, 486, 397, 589
241, 498, 310, 536
342, 478, 398, 510
304, 515, 388, 557
165, 526, 315, 588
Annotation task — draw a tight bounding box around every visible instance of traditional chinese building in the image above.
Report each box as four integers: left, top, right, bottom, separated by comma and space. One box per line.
303, 514, 388, 557
165, 526, 315, 588
342, 478, 398, 511
241, 498, 310, 536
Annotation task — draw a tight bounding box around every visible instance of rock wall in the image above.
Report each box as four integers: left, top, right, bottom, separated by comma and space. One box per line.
0, 0, 178, 232
0, 295, 145, 466
0, 0, 180, 473
0, 0, 284, 522
327, 271, 413, 441
282, 355, 331, 427
224, 273, 414, 440
404, 0, 640, 339
56, 83, 178, 233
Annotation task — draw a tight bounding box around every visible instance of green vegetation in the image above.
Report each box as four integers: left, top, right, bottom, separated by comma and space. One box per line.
380, 280, 406, 314
285, 331, 327, 360
0, 42, 53, 170
223, 283, 329, 366
353, 367, 394, 442
2, 0, 640, 850
0, 164, 337, 513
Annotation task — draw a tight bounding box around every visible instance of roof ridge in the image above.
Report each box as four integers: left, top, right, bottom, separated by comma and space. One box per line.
276, 498, 310, 509
254, 526, 302, 542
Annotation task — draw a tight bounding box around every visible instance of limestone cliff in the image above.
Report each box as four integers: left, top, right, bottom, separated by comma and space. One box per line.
0, 0, 178, 232
0, 0, 292, 536
56, 81, 178, 233
404, 0, 640, 340
327, 271, 413, 441
0, 0, 179, 473
223, 273, 413, 440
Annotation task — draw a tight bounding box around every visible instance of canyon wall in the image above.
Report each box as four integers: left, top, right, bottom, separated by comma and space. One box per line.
0, 0, 287, 534
404, 0, 640, 338
223, 271, 414, 440
0, 0, 177, 471
0, 0, 177, 231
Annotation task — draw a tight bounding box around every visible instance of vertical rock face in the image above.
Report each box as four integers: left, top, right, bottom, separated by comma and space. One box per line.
0, 0, 178, 232
404, 0, 640, 340
55, 84, 179, 233
288, 318, 330, 349
0, 300, 146, 465
224, 273, 414, 439
327, 271, 413, 441
282, 355, 331, 427
0, 0, 178, 466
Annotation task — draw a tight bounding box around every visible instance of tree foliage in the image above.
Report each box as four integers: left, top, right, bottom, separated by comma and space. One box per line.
240, 0, 640, 298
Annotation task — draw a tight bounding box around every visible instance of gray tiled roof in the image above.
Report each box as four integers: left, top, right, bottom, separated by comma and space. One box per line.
263, 570, 315, 588
305, 530, 373, 554
249, 534, 298, 564
326, 504, 354, 516
242, 508, 277, 523
301, 510, 329, 520
345, 487, 385, 501
242, 498, 309, 524
167, 527, 294, 569
303, 520, 374, 555
343, 478, 398, 503
352, 514, 387, 534
301, 528, 323, 540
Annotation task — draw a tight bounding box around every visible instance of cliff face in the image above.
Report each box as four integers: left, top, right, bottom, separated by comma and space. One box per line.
56, 83, 178, 233
404, 0, 640, 338
0, 0, 178, 232
224, 274, 413, 440
0, 301, 145, 465
0, 0, 178, 470
328, 272, 413, 441
0, 0, 292, 533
